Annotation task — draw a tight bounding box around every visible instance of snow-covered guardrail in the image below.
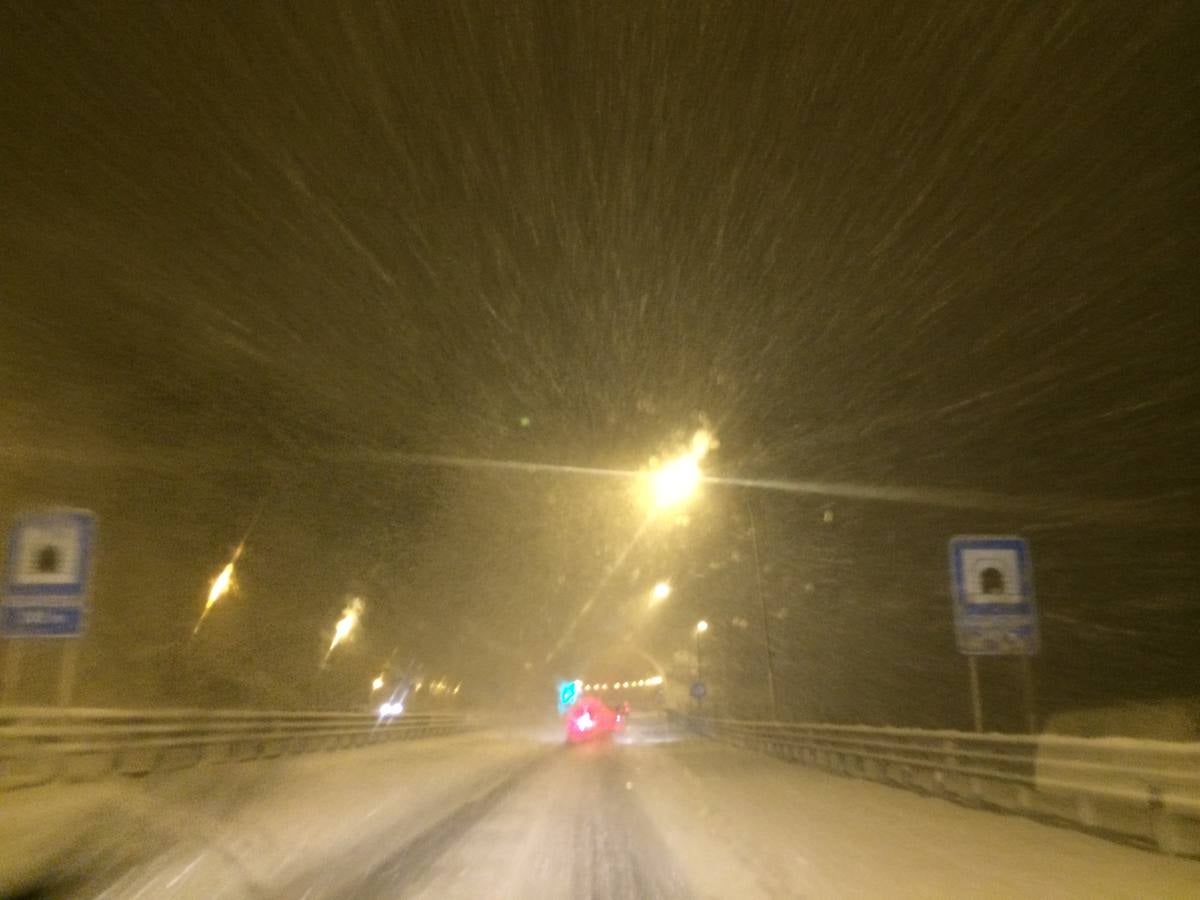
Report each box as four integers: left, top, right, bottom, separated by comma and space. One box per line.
673, 713, 1200, 856
0, 707, 476, 792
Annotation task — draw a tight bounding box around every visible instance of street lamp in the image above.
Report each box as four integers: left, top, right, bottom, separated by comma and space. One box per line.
324, 597, 364, 662
194, 543, 244, 634
371, 675, 385, 692
694, 619, 709, 708
695, 619, 709, 634
646, 429, 712, 512
651, 581, 672, 603
651, 455, 702, 509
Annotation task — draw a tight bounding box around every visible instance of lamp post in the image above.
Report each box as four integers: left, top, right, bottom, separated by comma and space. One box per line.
646, 432, 780, 719
745, 496, 780, 720
694, 619, 709, 707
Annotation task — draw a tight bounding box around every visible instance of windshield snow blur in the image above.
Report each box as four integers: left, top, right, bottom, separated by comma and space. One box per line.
2, 4, 1198, 898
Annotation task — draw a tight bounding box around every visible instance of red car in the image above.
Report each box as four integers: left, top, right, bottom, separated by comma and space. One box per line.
565, 696, 619, 743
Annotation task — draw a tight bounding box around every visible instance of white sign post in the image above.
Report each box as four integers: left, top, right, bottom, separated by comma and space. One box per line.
1, 509, 96, 705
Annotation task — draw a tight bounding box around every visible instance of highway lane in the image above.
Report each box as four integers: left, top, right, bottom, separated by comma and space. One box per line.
299, 716, 1200, 899
10, 731, 548, 899
347, 739, 691, 899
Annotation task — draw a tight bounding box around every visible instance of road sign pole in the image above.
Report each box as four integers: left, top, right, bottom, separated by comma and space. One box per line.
1019, 655, 1038, 734
57, 641, 80, 707
967, 656, 983, 733
950, 535, 1037, 735
2, 640, 22, 705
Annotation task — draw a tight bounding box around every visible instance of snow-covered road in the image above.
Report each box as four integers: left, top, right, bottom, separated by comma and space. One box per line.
9, 716, 1199, 898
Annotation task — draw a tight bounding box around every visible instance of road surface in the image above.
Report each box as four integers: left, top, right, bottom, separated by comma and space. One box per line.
11, 716, 1200, 898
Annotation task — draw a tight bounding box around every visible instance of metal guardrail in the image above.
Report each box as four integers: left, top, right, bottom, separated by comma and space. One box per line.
0, 706, 477, 792
672, 713, 1200, 856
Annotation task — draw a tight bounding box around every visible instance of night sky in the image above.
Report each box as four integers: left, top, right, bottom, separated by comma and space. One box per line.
2, 3, 1197, 727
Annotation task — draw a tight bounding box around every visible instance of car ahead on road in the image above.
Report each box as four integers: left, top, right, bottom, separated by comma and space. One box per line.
564, 696, 619, 743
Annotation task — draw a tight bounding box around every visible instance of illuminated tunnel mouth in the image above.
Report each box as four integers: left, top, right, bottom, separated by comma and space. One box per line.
573, 644, 669, 694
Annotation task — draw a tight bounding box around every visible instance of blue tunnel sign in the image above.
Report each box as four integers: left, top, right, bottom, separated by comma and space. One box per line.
2, 509, 96, 638
949, 535, 1038, 655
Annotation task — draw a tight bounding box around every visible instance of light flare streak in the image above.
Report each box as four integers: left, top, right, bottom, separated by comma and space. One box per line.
325, 597, 365, 660
193, 544, 244, 634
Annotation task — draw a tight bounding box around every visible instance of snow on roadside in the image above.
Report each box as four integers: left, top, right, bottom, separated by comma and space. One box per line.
624, 736, 1200, 899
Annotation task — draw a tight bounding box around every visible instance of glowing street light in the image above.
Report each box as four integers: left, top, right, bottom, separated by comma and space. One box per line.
325, 597, 364, 661
647, 429, 713, 511
371, 675, 385, 692
651, 455, 702, 508
194, 544, 244, 634
651, 581, 672, 603
208, 561, 234, 608
695, 619, 709, 634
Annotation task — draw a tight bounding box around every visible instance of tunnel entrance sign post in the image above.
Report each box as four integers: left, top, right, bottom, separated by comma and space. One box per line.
949, 536, 1038, 734
1, 509, 96, 707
